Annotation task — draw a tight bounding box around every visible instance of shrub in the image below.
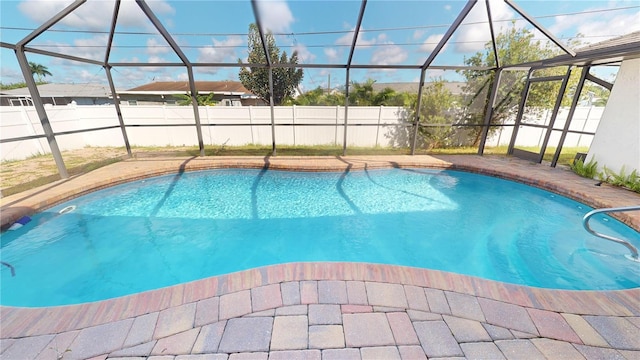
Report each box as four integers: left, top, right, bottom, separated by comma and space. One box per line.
601, 166, 640, 193
570, 158, 599, 179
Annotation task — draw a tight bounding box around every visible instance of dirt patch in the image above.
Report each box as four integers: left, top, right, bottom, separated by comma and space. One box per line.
1, 147, 129, 194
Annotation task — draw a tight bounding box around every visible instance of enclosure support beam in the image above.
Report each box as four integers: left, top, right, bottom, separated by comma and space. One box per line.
20, 47, 103, 66
105, 66, 132, 157
268, 68, 277, 155
343, 69, 351, 156
15, 48, 68, 178
411, 69, 427, 155
103, 0, 131, 158
507, 69, 533, 155
251, 0, 276, 155
421, 0, 476, 70
485, 0, 500, 69
137, 0, 204, 156
504, 0, 575, 57
12, 0, 86, 179
537, 67, 572, 163
478, 68, 503, 155
186, 66, 205, 156
342, 0, 368, 156
104, 0, 121, 65
17, 0, 86, 47
551, 66, 589, 167
586, 73, 613, 91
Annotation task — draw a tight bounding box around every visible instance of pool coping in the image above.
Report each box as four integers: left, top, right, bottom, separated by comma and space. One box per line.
1, 155, 639, 341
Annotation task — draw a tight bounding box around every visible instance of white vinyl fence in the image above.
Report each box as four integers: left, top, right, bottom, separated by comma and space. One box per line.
485, 106, 604, 148
0, 104, 603, 161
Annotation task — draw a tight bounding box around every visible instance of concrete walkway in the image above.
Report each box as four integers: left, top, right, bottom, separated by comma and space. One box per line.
1, 155, 639, 359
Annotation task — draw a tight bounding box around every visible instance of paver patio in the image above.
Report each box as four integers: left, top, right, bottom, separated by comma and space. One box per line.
1, 155, 639, 359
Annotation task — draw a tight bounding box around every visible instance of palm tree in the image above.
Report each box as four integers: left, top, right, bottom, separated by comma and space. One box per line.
29, 62, 52, 82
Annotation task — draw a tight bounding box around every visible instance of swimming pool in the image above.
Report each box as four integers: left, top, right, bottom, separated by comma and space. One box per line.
1, 168, 639, 307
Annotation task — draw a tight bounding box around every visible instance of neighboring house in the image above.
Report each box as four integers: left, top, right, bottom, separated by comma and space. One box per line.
371, 82, 465, 96
0, 83, 113, 106
118, 81, 265, 106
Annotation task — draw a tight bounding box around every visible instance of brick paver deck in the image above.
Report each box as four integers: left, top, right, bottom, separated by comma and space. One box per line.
1, 155, 639, 359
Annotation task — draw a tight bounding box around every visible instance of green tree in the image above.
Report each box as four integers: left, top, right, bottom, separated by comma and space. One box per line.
386, 79, 457, 149
348, 79, 411, 106
412, 80, 458, 149
29, 62, 52, 82
239, 23, 303, 105
289, 87, 324, 105
349, 79, 377, 105
175, 92, 217, 106
458, 24, 573, 146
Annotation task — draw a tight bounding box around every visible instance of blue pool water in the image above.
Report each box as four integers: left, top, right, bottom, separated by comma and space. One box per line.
1, 168, 639, 307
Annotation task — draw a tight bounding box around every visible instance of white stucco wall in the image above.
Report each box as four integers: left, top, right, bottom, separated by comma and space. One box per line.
587, 57, 640, 174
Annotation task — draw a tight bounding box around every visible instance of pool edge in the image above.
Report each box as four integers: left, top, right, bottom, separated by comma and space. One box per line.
1, 155, 639, 340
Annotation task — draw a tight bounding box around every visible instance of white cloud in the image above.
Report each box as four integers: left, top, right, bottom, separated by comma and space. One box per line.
335, 28, 377, 47
147, 38, 171, 55
18, 0, 175, 31
454, 0, 515, 53
420, 34, 446, 53
576, 11, 640, 42
33, 35, 108, 62
413, 30, 426, 40
371, 44, 408, 65
425, 69, 447, 79
550, 8, 640, 45
324, 48, 339, 62
0, 67, 23, 83
197, 36, 243, 74
198, 36, 243, 63
148, 56, 167, 63
293, 44, 315, 63
78, 69, 99, 82
255, 0, 294, 33
444, 5, 452, 11
176, 72, 189, 81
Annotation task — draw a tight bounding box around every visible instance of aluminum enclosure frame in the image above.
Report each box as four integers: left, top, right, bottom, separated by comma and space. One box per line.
3, 0, 638, 179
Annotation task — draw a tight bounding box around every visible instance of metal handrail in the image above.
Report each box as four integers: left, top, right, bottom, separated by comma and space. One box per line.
583, 205, 640, 260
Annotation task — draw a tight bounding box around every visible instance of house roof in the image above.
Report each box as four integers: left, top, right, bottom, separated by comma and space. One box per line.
506, 31, 640, 69
575, 31, 640, 53
123, 81, 253, 95
372, 82, 465, 95
0, 83, 112, 98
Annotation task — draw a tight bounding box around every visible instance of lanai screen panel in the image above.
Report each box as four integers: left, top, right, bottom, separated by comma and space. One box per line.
351, 1, 470, 67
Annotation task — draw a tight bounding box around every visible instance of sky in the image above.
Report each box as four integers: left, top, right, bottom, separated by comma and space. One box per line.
1, 0, 639, 92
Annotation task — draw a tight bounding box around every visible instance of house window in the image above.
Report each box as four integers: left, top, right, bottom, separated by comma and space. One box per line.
128, 100, 138, 106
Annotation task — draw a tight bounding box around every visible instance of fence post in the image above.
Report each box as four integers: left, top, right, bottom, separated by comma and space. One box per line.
376, 105, 383, 146
335, 106, 340, 145
292, 105, 296, 146
20, 106, 46, 155
205, 105, 212, 145
577, 106, 593, 147
249, 106, 255, 144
